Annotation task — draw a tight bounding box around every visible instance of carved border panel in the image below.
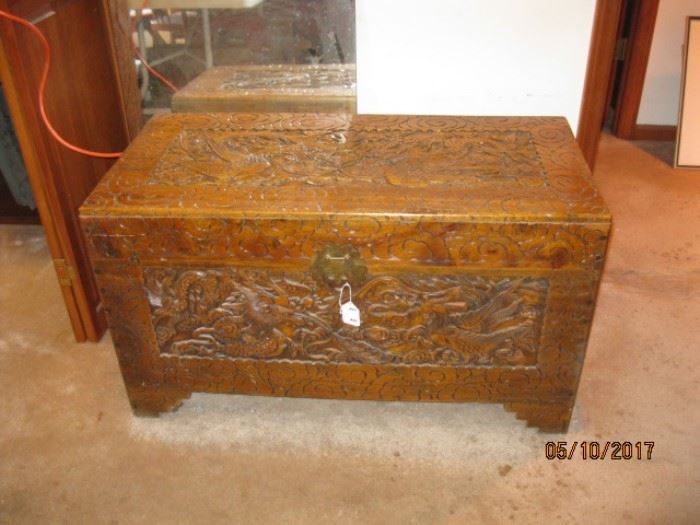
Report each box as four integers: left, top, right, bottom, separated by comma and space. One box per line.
143, 267, 549, 368
82, 218, 609, 272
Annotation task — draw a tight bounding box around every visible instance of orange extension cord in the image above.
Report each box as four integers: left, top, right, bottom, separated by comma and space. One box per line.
0, 9, 123, 158
0, 4, 177, 159
130, 2, 178, 93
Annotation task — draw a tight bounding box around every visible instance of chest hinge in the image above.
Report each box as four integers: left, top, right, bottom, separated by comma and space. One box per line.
53, 258, 77, 287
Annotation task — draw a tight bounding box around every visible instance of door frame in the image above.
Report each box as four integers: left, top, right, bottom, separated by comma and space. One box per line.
577, 0, 662, 167
611, 0, 665, 139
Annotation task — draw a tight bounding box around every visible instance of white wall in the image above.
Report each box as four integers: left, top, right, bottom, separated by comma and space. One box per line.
637, 0, 698, 126
355, 0, 596, 134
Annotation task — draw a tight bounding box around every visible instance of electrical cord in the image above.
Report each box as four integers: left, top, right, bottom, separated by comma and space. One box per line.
0, 9, 123, 158
130, 1, 178, 93
0, 3, 180, 159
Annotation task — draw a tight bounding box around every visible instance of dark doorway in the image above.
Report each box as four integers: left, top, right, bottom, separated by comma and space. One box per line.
604, 0, 639, 132
606, 0, 665, 139
0, 84, 38, 224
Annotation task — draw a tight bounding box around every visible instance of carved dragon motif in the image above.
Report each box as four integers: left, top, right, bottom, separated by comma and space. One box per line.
150, 128, 544, 188
144, 267, 548, 367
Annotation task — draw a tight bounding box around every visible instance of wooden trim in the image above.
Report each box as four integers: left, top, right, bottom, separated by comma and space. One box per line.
577, 0, 623, 169
0, 0, 130, 342
0, 9, 89, 341
102, 0, 143, 140
602, 0, 630, 129
631, 124, 677, 141
674, 17, 700, 169
613, 0, 660, 138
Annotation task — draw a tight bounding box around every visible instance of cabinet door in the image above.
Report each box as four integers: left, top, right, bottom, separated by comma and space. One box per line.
0, 0, 134, 341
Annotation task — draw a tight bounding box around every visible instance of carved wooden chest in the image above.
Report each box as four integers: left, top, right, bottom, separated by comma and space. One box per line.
80, 113, 610, 432
171, 64, 356, 113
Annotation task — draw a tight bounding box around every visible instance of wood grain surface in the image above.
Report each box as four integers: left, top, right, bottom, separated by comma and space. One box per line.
80, 114, 611, 432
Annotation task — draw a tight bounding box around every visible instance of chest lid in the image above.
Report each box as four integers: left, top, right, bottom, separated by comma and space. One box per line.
80, 113, 610, 223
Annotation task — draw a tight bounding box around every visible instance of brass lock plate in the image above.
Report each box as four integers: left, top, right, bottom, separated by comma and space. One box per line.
310, 244, 368, 289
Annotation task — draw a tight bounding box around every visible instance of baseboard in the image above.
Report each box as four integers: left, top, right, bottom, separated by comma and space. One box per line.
631, 124, 677, 141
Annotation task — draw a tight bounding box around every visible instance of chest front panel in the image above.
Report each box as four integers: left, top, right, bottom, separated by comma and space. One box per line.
144, 266, 549, 368
84, 214, 607, 406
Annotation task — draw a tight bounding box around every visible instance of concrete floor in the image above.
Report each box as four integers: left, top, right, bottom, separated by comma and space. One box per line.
0, 135, 698, 524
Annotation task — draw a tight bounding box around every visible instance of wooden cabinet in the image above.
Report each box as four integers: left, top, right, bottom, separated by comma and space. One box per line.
0, 0, 136, 340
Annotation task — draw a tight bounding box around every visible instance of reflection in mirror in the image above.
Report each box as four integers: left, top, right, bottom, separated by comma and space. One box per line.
126, 0, 356, 116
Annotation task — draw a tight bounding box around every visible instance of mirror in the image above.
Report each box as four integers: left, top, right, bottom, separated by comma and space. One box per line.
124, 0, 356, 116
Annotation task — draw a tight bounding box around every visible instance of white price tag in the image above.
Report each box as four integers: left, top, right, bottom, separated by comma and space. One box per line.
338, 283, 361, 327
340, 300, 361, 327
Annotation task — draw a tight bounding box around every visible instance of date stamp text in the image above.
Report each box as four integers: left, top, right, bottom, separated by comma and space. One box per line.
545, 441, 654, 460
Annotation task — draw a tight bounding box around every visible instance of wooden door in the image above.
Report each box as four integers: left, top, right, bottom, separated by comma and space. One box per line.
577, 0, 662, 167
0, 0, 135, 341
